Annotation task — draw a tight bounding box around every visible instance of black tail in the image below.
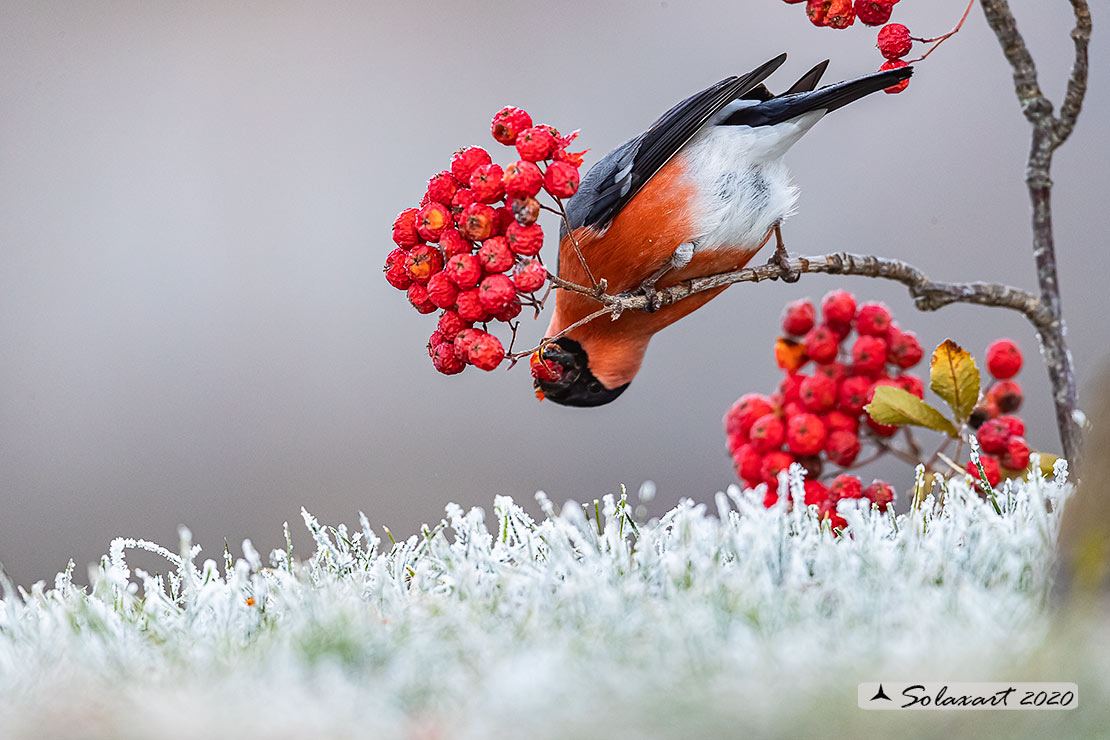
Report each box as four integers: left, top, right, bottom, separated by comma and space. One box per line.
719, 65, 913, 128
783, 60, 830, 95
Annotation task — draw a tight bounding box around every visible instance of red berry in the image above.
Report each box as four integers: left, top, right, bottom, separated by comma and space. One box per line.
854, 0, 893, 26
825, 430, 861, 467
783, 400, 807, 420
506, 221, 544, 256
466, 331, 505, 371
760, 451, 795, 484
512, 196, 541, 226
450, 188, 478, 221
725, 394, 776, 438
887, 327, 924, 368
987, 379, 1023, 413
453, 328, 481, 363
986, 339, 1023, 379
392, 207, 422, 248
425, 271, 459, 309
425, 171, 460, 206
997, 414, 1026, 438
404, 244, 444, 285
491, 107, 533, 146
817, 502, 848, 532
416, 202, 452, 242
445, 253, 483, 290
749, 413, 786, 454
477, 273, 517, 314
477, 236, 515, 274
806, 0, 831, 26
787, 413, 828, 456
970, 400, 1000, 430
838, 376, 873, 415
1003, 436, 1031, 470
782, 299, 817, 336
469, 164, 505, 204
530, 350, 562, 383
460, 203, 496, 241
877, 23, 913, 60
494, 298, 522, 322
879, 60, 911, 94
503, 161, 544, 199
799, 374, 838, 414
515, 126, 557, 162
455, 289, 488, 323
825, 0, 855, 28
978, 418, 1011, 455
968, 455, 1002, 488
804, 325, 839, 364
437, 310, 470, 342
431, 342, 465, 375
815, 361, 848, 384
513, 259, 547, 293
779, 374, 805, 404
803, 480, 829, 507
894, 373, 925, 399
855, 302, 892, 336
824, 410, 859, 435
852, 335, 888, 375
383, 248, 412, 290
439, 228, 473, 259
733, 444, 764, 486
450, 146, 493, 184
863, 480, 895, 510
544, 161, 581, 199
427, 330, 444, 357
829, 474, 863, 502
406, 283, 436, 314
822, 289, 857, 327
493, 205, 515, 237
865, 415, 898, 438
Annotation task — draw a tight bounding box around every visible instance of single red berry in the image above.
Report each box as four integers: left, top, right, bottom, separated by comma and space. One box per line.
477, 236, 515, 274
799, 374, 838, 414
760, 450, 795, 484
894, 373, 925, 399
817, 502, 848, 532
804, 325, 840, 364
530, 350, 562, 383
491, 107, 533, 146
450, 188, 478, 222
783, 400, 807, 420
806, 0, 831, 26
512, 196, 541, 226
803, 480, 829, 507
968, 455, 1002, 489
406, 283, 437, 314
779, 374, 805, 404
515, 126, 557, 162
727, 431, 747, 456
466, 331, 506, 371
725, 394, 776, 438
838, 376, 873, 415
978, 418, 1012, 455
749, 413, 786, 454
986, 339, 1023, 379
455, 289, 488, 323
503, 161, 544, 199
469, 163, 505, 204
787, 413, 828, 456
782, 299, 817, 336
445, 253, 483, 290
450, 146, 493, 184
453, 328, 481, 363
439, 228, 473, 259
763, 490, 781, 508
821, 290, 857, 327
879, 60, 911, 94
877, 24, 913, 60
987, 379, 1023, 413
997, 414, 1026, 438
404, 244, 444, 285
866, 415, 898, 438
506, 221, 544, 256
544, 162, 581, 199
384, 248, 412, 290
825, 0, 855, 28
824, 410, 859, 435
427, 330, 444, 357
392, 207, 422, 248
733, 443, 764, 486
431, 342, 465, 375
477, 273, 517, 314
1003, 436, 1031, 470
513, 259, 548, 293
460, 203, 497, 241
492, 205, 514, 237
815, 361, 848, 384
969, 399, 1000, 430
852, 335, 888, 375
863, 480, 895, 510
415, 202, 452, 243
855, 302, 892, 336
887, 327, 924, 368
425, 271, 459, 309
825, 429, 861, 467
425, 171, 460, 206
494, 298, 522, 322
854, 0, 893, 26
437, 310, 470, 342
829, 474, 863, 502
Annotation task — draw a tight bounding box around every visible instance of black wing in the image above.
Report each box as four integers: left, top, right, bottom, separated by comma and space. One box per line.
569, 54, 788, 232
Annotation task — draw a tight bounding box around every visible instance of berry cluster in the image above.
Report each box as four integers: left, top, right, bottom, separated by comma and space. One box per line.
384, 108, 586, 375
966, 339, 1028, 488
725, 291, 922, 528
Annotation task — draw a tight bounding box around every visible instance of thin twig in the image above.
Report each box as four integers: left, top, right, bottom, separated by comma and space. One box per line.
908, 0, 976, 63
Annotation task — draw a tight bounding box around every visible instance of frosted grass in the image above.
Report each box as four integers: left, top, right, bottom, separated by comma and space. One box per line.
0, 463, 1101, 739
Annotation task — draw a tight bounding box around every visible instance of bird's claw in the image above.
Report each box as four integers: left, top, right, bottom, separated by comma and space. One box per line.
619, 279, 663, 313
775, 252, 800, 283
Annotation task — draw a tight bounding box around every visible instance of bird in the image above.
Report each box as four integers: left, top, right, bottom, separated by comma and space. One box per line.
534, 54, 912, 407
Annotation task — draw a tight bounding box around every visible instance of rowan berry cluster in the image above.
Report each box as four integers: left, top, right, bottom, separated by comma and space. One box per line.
384, 107, 586, 375
966, 339, 1028, 488
725, 290, 919, 528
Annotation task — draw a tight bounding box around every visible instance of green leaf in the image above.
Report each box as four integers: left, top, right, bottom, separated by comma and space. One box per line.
929, 340, 981, 424
865, 385, 959, 437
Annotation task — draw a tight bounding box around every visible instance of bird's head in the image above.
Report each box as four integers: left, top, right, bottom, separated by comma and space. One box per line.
531, 338, 629, 408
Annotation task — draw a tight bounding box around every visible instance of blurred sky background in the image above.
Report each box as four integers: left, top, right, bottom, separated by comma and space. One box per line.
2, 1, 1107, 586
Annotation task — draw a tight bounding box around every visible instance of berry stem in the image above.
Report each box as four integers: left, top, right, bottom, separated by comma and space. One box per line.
551, 196, 601, 293
906, 0, 975, 63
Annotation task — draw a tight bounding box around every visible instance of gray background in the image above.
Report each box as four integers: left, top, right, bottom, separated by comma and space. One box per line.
2, 1, 1107, 586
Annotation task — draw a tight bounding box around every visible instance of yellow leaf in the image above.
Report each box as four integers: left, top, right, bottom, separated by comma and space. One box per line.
865, 385, 959, 437
929, 340, 981, 424
774, 337, 808, 373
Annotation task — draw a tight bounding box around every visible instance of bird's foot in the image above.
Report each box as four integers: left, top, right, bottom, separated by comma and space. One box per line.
619, 278, 663, 313
768, 225, 800, 283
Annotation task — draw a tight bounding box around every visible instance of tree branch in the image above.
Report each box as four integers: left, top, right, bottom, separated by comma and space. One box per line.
1057, 0, 1092, 146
